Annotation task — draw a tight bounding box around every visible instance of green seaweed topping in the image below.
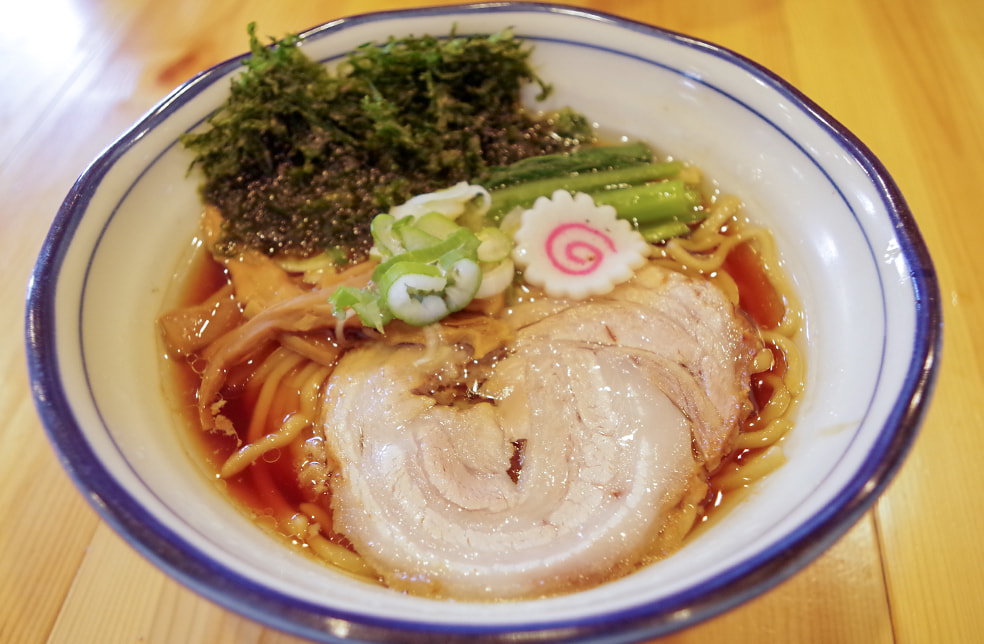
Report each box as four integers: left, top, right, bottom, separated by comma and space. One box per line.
181, 24, 593, 261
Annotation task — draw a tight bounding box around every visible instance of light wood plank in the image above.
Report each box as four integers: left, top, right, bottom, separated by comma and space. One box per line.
0, 420, 100, 644
851, 1, 984, 642
658, 515, 894, 643
2, 1, 983, 642
46, 523, 168, 643
37, 513, 891, 643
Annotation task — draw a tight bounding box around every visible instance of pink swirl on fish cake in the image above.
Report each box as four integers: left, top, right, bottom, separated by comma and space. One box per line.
546, 223, 617, 276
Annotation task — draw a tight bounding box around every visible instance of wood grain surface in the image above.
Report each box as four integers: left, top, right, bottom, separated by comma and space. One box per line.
1, 1, 981, 642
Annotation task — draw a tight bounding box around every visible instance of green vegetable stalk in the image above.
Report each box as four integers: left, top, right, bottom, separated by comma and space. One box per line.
485, 160, 684, 221
591, 179, 704, 226
483, 142, 707, 240
482, 141, 654, 189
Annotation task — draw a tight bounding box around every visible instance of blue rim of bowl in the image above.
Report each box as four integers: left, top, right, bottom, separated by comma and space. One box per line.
24, 3, 942, 642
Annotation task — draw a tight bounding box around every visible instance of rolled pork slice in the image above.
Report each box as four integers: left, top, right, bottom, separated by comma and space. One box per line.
319, 264, 762, 599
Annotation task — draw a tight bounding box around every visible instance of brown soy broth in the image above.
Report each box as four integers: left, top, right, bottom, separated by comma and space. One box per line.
161, 249, 235, 471
162, 210, 798, 587
701, 238, 792, 524
722, 240, 786, 330
162, 249, 319, 525
175, 243, 228, 309
222, 372, 306, 516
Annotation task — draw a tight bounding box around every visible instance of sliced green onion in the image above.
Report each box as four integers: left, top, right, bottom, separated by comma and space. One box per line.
398, 226, 442, 251
387, 284, 450, 325
328, 285, 391, 331
344, 190, 520, 330
414, 212, 461, 239
442, 258, 483, 312
370, 214, 403, 257
475, 259, 515, 298
476, 227, 514, 263
375, 261, 444, 296
376, 261, 451, 326
372, 228, 480, 283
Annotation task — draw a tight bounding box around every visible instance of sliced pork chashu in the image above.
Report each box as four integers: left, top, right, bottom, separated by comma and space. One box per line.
319, 264, 762, 600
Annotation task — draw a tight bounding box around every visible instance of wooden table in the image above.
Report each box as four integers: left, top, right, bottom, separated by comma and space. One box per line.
2, 1, 981, 642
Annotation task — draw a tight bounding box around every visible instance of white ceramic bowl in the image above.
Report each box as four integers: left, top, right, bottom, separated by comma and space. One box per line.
26, 3, 941, 642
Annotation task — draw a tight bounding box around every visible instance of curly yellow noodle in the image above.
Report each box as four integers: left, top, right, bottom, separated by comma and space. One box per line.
663, 232, 744, 273
300, 366, 331, 421
752, 374, 792, 424
298, 501, 331, 527
216, 348, 306, 478
222, 346, 338, 479
761, 330, 806, 397
246, 349, 306, 442
653, 193, 805, 496
288, 360, 328, 419
286, 503, 377, 579
220, 413, 310, 478
306, 532, 377, 578
751, 346, 775, 374
663, 204, 804, 343
712, 444, 788, 493
681, 195, 742, 250
708, 270, 740, 307
750, 229, 804, 337
245, 346, 300, 393
287, 363, 334, 469
733, 417, 794, 451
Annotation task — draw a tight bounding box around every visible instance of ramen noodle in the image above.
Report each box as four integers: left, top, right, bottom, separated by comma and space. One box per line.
159, 167, 804, 598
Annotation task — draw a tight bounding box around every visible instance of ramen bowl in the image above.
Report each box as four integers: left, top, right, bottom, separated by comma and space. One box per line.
25, 3, 940, 642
